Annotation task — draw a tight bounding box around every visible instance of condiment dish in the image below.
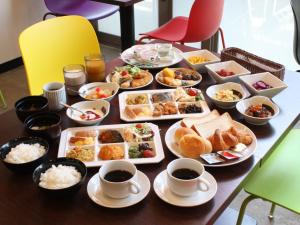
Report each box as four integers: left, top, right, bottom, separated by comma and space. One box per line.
181, 49, 220, 72
206, 82, 249, 109
78, 82, 119, 102
66, 100, 110, 126
0, 136, 49, 173
205, 60, 251, 83
236, 96, 279, 125
239, 72, 288, 98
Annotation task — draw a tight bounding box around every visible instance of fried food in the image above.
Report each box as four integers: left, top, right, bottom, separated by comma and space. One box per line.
98, 145, 124, 160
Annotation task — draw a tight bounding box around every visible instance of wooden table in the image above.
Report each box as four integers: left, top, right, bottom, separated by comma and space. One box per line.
0, 45, 299, 225
93, 0, 143, 50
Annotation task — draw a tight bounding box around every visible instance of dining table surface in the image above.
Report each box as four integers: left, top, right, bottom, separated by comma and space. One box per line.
0, 44, 300, 225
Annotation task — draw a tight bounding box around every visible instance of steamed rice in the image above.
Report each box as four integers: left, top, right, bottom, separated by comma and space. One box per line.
39, 164, 81, 189
4, 143, 46, 164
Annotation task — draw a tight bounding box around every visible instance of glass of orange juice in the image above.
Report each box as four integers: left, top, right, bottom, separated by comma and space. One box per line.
84, 54, 106, 82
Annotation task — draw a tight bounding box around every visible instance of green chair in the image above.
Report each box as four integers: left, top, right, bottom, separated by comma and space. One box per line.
236, 129, 300, 225
0, 90, 7, 109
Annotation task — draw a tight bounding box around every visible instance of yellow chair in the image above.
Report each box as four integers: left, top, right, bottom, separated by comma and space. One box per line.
19, 15, 100, 95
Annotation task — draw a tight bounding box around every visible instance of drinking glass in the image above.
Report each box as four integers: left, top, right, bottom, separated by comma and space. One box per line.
84, 54, 106, 82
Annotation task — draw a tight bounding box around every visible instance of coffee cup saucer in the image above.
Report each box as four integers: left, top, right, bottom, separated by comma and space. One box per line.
153, 170, 217, 207
87, 170, 150, 208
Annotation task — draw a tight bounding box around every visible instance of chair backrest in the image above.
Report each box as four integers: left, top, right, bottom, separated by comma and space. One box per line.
19, 16, 100, 95
291, 0, 300, 65
44, 0, 87, 12
183, 0, 224, 42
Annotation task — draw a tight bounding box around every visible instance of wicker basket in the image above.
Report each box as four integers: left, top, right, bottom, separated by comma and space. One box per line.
220, 47, 285, 80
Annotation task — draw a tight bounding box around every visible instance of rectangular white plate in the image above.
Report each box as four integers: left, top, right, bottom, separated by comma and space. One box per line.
57, 123, 165, 167
119, 88, 211, 122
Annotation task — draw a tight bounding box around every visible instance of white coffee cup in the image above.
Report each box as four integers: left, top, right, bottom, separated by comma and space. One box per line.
43, 82, 67, 111
99, 160, 141, 199
167, 158, 210, 197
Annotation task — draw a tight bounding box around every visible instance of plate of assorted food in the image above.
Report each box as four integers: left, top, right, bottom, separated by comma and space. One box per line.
106, 65, 153, 90
118, 87, 210, 122
120, 43, 183, 69
155, 68, 202, 88
165, 110, 257, 167
78, 82, 119, 101
57, 123, 164, 167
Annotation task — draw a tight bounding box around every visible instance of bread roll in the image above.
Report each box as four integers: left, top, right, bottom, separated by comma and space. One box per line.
179, 134, 212, 158
174, 127, 196, 144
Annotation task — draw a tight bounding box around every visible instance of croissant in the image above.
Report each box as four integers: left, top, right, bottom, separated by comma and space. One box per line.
228, 127, 253, 145
209, 129, 230, 151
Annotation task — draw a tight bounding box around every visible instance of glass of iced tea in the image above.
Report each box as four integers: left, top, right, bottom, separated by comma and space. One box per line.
84, 54, 106, 82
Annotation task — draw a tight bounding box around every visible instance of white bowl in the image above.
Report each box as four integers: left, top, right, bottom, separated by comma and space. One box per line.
236, 96, 279, 125
78, 82, 119, 102
206, 82, 249, 109
181, 49, 221, 72
205, 60, 251, 83
239, 72, 288, 98
66, 100, 110, 126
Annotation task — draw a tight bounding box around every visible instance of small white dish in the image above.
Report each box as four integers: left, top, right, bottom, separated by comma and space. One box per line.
181, 49, 221, 72
66, 100, 110, 126
153, 170, 217, 207
205, 60, 251, 83
206, 82, 249, 109
236, 96, 279, 125
79, 82, 119, 102
87, 170, 150, 208
239, 72, 288, 98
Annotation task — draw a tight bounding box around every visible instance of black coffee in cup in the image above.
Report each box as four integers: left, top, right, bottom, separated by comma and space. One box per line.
172, 168, 199, 180
104, 170, 133, 182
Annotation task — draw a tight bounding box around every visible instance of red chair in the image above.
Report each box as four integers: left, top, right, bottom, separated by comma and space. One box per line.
138, 0, 226, 48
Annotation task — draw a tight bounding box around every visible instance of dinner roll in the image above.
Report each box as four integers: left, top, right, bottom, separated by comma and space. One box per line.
174, 127, 197, 144
179, 134, 212, 158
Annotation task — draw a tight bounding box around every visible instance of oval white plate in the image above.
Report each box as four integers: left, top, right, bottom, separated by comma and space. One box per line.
153, 170, 217, 207
165, 120, 257, 167
87, 170, 150, 208
106, 72, 153, 90
155, 68, 202, 88
121, 45, 183, 69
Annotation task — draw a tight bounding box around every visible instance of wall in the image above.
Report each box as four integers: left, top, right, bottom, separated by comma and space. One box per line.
0, 0, 47, 64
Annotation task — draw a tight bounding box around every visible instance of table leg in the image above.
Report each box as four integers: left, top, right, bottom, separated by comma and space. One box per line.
119, 5, 135, 51
214, 208, 257, 225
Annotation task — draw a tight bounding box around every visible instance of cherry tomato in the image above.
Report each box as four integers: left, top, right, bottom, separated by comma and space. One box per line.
121, 71, 128, 76
95, 87, 101, 92
136, 124, 142, 129
143, 150, 155, 158
187, 88, 197, 96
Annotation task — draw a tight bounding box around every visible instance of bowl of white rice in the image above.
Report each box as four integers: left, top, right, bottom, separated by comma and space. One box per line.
33, 157, 87, 195
0, 136, 49, 173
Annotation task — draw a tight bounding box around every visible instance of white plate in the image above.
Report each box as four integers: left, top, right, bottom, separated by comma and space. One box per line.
87, 171, 150, 208
155, 68, 202, 88
119, 89, 211, 122
57, 123, 165, 167
153, 170, 217, 207
165, 120, 257, 167
121, 44, 183, 69
106, 71, 154, 90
